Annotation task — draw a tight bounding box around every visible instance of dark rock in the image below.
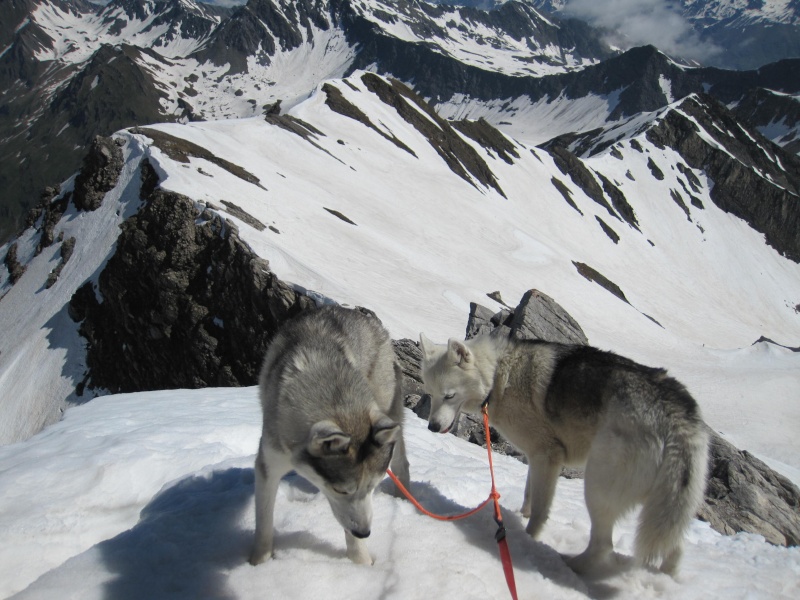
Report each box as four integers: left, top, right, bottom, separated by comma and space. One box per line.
3, 242, 26, 285
550, 176, 582, 214
572, 261, 629, 304
699, 428, 800, 546
45, 236, 76, 289
451, 117, 520, 165
597, 172, 639, 230
646, 95, 800, 263
72, 136, 124, 211
132, 127, 264, 188
546, 145, 617, 219
392, 338, 425, 402
596, 216, 620, 244
646, 156, 665, 180
217, 200, 266, 231
323, 207, 357, 225
466, 302, 499, 339
360, 73, 506, 198
509, 288, 589, 345
69, 159, 314, 394
322, 82, 415, 156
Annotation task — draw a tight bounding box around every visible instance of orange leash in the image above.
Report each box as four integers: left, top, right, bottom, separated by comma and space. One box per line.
387, 403, 519, 600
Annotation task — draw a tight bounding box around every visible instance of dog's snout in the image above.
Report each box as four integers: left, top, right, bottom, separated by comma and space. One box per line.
350, 528, 371, 539
427, 421, 441, 433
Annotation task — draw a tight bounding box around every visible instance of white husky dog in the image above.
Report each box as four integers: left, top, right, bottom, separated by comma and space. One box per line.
249, 306, 410, 566
419, 332, 709, 575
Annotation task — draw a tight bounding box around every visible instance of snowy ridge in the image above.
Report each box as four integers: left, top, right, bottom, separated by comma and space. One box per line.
2, 71, 798, 478
0, 137, 148, 443
29, 0, 221, 63
436, 88, 626, 145
682, 0, 799, 26
352, 0, 600, 76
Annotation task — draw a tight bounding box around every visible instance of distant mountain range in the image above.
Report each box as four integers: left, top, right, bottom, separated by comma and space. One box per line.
1, 0, 798, 242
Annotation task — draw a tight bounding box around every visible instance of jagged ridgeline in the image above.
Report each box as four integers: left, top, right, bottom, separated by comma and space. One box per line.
1, 0, 799, 241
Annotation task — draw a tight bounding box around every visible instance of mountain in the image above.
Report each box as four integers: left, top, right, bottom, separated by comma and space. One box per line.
0, 0, 611, 243
1, 68, 798, 473
0, 1, 799, 584
2, 0, 799, 245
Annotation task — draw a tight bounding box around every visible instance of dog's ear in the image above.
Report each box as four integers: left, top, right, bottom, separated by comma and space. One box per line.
370, 413, 400, 447
308, 420, 351, 457
418, 333, 438, 361
447, 338, 472, 365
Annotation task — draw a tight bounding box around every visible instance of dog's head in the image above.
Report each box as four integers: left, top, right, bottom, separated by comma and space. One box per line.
295, 410, 400, 539
418, 334, 488, 435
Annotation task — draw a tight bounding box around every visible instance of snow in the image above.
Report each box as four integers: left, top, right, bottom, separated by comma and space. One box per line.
1, 57, 800, 599
351, 1, 598, 77
436, 89, 627, 146
0, 140, 146, 444
1, 388, 799, 599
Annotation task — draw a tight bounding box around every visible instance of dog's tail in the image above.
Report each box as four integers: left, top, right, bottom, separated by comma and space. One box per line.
635, 383, 710, 575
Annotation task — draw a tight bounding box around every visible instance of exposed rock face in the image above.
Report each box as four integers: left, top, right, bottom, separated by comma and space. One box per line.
69, 159, 314, 394
508, 289, 589, 344
646, 95, 800, 263
72, 136, 125, 211
3, 242, 25, 285
360, 73, 507, 197
402, 288, 800, 547
699, 430, 800, 547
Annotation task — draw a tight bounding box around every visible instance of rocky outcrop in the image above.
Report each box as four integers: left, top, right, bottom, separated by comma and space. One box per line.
646, 95, 800, 263
699, 431, 800, 546
69, 159, 314, 395
361, 73, 506, 197
44, 235, 75, 289
72, 136, 125, 211
3, 242, 25, 285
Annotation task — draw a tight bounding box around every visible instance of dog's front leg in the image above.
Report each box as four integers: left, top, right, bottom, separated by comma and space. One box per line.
521, 464, 534, 518
249, 439, 287, 565
344, 530, 374, 565
524, 455, 562, 538
389, 432, 411, 493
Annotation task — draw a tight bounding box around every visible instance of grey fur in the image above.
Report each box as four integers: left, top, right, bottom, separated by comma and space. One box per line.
419, 333, 709, 576
249, 306, 410, 566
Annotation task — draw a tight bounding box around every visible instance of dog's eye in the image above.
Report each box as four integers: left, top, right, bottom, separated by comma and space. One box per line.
444, 392, 455, 400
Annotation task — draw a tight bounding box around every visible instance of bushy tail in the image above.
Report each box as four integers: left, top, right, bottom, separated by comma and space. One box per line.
635, 421, 710, 575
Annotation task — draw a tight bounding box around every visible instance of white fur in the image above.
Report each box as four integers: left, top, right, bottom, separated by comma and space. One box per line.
420, 333, 709, 577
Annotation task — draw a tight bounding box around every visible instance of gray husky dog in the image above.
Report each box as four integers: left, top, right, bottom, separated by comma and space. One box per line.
249, 306, 410, 566
419, 333, 709, 576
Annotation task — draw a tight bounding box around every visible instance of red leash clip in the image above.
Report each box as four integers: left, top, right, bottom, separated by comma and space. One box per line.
386, 401, 519, 600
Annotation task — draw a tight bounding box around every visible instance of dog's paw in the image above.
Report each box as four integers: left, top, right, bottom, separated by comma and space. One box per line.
566, 550, 631, 578
346, 548, 374, 566
248, 548, 273, 566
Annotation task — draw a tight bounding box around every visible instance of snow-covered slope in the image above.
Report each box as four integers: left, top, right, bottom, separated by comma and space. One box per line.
2, 72, 799, 488
1, 388, 798, 599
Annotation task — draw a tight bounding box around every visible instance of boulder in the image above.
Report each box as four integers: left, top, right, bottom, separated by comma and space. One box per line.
72, 136, 125, 211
